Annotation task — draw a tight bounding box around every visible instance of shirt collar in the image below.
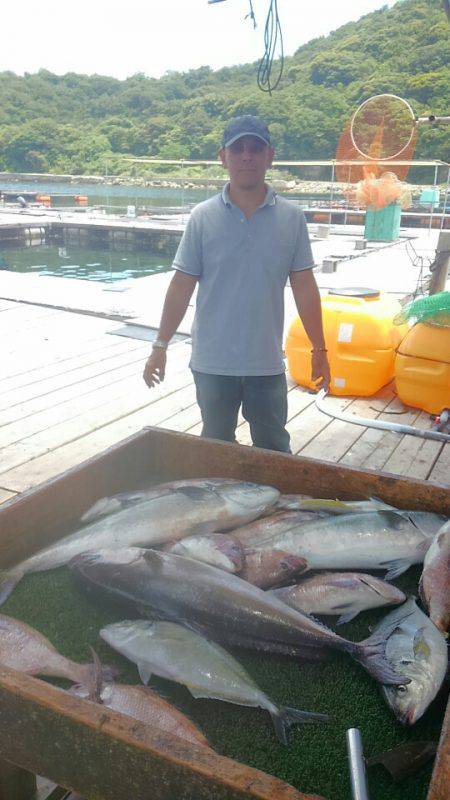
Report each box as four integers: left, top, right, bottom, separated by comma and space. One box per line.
221, 183, 277, 209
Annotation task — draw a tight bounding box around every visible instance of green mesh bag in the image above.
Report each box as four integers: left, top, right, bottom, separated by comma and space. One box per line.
394, 291, 450, 328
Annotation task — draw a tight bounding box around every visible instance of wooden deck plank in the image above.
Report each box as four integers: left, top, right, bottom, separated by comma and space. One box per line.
2, 319, 126, 374
0, 355, 149, 427
0, 300, 17, 311
0, 347, 195, 491
290, 394, 354, 455
0, 343, 191, 438
298, 389, 393, 463
0, 337, 143, 395
426, 442, 450, 487
0, 340, 150, 412
0, 370, 197, 474
0, 326, 131, 381
340, 396, 422, 473
381, 408, 445, 480
0, 305, 63, 329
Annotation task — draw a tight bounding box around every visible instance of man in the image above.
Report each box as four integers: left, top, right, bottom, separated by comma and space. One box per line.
143, 115, 330, 452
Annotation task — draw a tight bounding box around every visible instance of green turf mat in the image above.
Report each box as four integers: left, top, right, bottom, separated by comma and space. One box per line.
2, 564, 447, 800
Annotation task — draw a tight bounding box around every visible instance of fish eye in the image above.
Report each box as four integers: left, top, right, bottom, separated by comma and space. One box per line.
396, 685, 408, 694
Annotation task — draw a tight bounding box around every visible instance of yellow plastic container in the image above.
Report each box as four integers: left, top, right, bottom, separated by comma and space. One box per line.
395, 323, 450, 414
285, 288, 407, 396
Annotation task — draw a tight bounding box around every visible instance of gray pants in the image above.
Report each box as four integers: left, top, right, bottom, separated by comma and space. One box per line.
191, 370, 291, 453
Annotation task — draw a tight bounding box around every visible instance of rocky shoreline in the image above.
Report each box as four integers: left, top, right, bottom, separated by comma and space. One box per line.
0, 171, 444, 197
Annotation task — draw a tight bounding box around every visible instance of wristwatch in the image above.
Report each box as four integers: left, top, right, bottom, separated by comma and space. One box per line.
152, 339, 168, 350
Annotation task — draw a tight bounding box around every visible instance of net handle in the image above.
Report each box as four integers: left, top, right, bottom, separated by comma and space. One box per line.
417, 115, 450, 124
350, 93, 416, 161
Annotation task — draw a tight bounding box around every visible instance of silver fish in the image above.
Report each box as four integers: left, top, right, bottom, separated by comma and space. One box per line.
233, 511, 319, 549
0, 479, 279, 604
0, 614, 113, 684
272, 573, 406, 624
168, 533, 244, 573
419, 521, 450, 634
72, 547, 410, 686
100, 620, 329, 745
275, 497, 446, 535
374, 598, 447, 724
244, 511, 432, 579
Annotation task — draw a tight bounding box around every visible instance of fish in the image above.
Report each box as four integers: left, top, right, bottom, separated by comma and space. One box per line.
240, 549, 307, 588
232, 511, 319, 549
100, 620, 329, 745
72, 547, 410, 686
419, 521, 450, 634
80, 479, 279, 525
0, 614, 115, 684
367, 741, 438, 782
242, 511, 432, 579
0, 479, 279, 605
274, 496, 395, 514
373, 598, 447, 724
167, 533, 244, 573
274, 498, 446, 533
70, 653, 212, 751
272, 573, 406, 625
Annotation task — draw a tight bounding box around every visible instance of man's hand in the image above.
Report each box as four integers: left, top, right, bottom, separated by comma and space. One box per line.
311, 350, 331, 392
143, 348, 166, 388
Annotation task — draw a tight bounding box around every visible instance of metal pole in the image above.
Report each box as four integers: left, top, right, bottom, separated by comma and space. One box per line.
328, 161, 335, 231
429, 230, 450, 295
428, 163, 439, 236
440, 164, 450, 232
346, 728, 370, 800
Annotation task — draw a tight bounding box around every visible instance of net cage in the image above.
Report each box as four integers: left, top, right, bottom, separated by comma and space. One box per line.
394, 291, 450, 328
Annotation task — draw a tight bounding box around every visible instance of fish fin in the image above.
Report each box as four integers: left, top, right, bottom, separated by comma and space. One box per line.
86, 647, 104, 702
271, 706, 330, 745
80, 497, 123, 523
137, 663, 153, 685
355, 606, 416, 685
418, 571, 426, 606
0, 568, 23, 605
175, 486, 215, 501
369, 497, 399, 512
337, 610, 359, 625
382, 559, 413, 580
377, 510, 411, 529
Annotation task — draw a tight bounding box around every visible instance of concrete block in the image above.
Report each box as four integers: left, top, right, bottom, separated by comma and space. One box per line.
322, 258, 339, 273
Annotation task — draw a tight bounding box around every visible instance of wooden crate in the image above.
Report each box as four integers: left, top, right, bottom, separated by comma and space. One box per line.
0, 426, 448, 800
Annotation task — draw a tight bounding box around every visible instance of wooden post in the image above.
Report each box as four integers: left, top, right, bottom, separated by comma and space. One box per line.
429, 230, 450, 294
0, 758, 36, 800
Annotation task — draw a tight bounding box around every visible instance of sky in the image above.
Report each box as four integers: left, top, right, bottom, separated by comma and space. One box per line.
2, 0, 399, 81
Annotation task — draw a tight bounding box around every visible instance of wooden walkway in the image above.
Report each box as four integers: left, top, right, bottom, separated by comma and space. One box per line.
0, 299, 448, 506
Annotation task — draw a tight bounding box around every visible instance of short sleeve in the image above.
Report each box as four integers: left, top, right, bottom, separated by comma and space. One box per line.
172, 211, 203, 277
290, 212, 315, 272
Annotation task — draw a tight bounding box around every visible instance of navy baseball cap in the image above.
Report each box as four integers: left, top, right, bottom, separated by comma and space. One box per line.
222, 115, 271, 148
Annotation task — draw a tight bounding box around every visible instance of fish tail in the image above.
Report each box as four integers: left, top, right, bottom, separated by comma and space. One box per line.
271, 706, 330, 745
75, 648, 119, 690
0, 567, 23, 605
353, 610, 415, 685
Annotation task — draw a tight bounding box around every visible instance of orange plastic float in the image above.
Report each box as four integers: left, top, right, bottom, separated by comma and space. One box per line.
395, 323, 450, 414
285, 288, 407, 396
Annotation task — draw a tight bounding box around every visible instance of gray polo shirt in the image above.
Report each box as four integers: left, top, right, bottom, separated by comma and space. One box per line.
173, 184, 314, 376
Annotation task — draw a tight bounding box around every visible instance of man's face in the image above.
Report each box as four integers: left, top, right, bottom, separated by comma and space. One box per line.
219, 135, 274, 190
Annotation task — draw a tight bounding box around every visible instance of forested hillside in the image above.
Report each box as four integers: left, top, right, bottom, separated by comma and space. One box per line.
0, 0, 449, 174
